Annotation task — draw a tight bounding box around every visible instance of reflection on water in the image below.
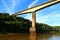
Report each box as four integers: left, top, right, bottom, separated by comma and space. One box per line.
37, 33, 60, 40
0, 34, 29, 40
30, 32, 36, 40
37, 34, 51, 40
0, 33, 60, 40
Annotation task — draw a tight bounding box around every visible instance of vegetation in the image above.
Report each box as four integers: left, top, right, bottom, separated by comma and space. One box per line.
36, 23, 57, 33
0, 13, 59, 34
53, 26, 60, 32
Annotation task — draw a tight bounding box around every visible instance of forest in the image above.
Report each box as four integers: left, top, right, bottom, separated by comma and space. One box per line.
0, 13, 59, 34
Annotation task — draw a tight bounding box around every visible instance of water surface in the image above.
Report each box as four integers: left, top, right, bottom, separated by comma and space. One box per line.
0, 33, 60, 40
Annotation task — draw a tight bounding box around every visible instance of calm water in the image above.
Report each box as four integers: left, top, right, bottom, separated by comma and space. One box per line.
0, 33, 60, 40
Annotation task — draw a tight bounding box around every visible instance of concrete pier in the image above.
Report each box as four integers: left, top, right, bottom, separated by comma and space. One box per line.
30, 12, 36, 40
30, 12, 36, 33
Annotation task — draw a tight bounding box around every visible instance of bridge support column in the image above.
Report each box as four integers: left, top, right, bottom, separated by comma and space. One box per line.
30, 11, 36, 34
30, 12, 36, 40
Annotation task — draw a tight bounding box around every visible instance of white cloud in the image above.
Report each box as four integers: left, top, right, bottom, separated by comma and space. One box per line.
50, 23, 60, 26
36, 11, 57, 23
2, 0, 60, 26
36, 11, 60, 26
25, 13, 32, 21
11, 0, 21, 8
28, 0, 38, 8
1, 0, 21, 14
25, 0, 38, 21
25, 0, 60, 26
50, 14, 60, 18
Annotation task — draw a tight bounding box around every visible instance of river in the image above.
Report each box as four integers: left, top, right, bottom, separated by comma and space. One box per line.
0, 33, 60, 40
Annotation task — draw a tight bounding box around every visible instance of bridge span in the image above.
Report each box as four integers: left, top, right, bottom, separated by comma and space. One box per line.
12, 0, 60, 35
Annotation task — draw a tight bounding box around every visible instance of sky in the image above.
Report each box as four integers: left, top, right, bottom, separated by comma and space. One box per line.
0, 0, 60, 26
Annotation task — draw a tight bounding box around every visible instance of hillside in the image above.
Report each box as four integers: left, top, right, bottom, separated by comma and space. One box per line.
0, 13, 58, 34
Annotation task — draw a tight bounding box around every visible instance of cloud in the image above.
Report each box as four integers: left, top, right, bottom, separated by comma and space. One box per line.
49, 3, 60, 10
25, 9, 60, 26
51, 14, 60, 18
1, 0, 21, 14
1, 0, 10, 13
25, 0, 60, 26
2, 0, 60, 26
25, 0, 38, 20
25, 13, 32, 21
11, 0, 21, 8
50, 23, 60, 26
37, 11, 60, 26
28, 0, 38, 8
36, 11, 57, 23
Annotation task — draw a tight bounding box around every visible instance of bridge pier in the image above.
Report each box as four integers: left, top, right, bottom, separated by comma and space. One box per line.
30, 11, 36, 33
30, 12, 36, 40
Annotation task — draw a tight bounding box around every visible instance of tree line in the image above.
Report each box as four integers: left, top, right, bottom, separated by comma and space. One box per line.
0, 13, 58, 34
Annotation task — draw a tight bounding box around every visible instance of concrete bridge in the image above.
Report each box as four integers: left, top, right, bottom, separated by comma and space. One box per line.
12, 0, 60, 34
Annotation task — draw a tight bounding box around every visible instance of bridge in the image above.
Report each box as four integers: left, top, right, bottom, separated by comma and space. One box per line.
12, 0, 60, 34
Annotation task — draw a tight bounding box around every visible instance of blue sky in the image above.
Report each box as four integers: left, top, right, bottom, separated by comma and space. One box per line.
0, 0, 60, 26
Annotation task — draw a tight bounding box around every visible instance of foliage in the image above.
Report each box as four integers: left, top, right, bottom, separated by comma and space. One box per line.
53, 26, 60, 31
0, 13, 58, 34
